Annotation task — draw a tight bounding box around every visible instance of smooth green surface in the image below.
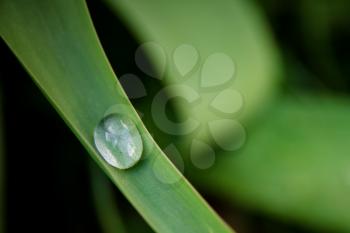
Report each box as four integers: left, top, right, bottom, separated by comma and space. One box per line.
105, 0, 281, 142
90, 163, 126, 233
103, 1, 350, 231
191, 94, 350, 232
0, 0, 233, 232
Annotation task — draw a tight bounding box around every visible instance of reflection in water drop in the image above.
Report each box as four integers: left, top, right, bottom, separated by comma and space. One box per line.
94, 114, 143, 169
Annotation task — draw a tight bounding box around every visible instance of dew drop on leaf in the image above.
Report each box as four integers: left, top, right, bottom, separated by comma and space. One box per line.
94, 114, 143, 169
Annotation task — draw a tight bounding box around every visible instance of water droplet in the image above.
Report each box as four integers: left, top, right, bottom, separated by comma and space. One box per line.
94, 114, 143, 169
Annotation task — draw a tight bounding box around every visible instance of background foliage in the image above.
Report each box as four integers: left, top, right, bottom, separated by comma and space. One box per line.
1, 0, 350, 232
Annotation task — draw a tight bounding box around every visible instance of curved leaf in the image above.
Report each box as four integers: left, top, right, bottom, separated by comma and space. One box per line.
191, 94, 350, 232
0, 0, 234, 232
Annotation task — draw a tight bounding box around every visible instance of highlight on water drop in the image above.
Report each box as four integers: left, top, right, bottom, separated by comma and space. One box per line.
94, 113, 143, 169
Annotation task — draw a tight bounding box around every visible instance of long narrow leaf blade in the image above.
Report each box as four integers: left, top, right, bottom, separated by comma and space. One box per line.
0, 1, 234, 232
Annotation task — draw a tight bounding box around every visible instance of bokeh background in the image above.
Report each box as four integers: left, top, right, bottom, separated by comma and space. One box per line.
1, 0, 350, 232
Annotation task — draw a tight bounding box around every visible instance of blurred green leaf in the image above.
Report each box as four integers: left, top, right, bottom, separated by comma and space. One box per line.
0, 0, 234, 232
191, 94, 350, 232
90, 162, 126, 233
105, 0, 281, 142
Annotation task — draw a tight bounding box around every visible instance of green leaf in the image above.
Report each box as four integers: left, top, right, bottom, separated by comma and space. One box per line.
104, 0, 281, 142
191, 94, 350, 232
0, 0, 234, 232
90, 162, 126, 233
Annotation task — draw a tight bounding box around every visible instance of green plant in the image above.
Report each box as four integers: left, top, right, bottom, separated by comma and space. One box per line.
0, 0, 233, 232
3, 0, 350, 232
